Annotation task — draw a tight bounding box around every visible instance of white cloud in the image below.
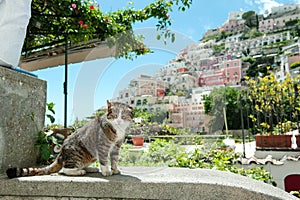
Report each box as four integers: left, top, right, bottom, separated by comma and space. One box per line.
245, 0, 254, 6
253, 0, 283, 14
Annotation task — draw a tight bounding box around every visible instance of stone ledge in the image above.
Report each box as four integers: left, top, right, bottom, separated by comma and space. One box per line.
0, 167, 297, 200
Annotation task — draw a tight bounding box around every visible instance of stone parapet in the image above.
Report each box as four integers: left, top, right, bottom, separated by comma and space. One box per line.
0, 67, 46, 174
0, 167, 297, 200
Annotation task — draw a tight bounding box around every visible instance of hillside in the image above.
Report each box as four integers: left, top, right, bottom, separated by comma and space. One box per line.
114, 4, 300, 133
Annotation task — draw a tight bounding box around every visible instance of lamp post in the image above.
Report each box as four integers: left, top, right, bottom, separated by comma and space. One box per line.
223, 83, 229, 138
239, 94, 246, 158
294, 82, 299, 129
64, 34, 68, 128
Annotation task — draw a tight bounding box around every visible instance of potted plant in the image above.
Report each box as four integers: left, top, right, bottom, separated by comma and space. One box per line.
131, 135, 145, 146
255, 121, 300, 150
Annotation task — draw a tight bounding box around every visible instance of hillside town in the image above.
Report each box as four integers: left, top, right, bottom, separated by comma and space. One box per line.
114, 4, 300, 133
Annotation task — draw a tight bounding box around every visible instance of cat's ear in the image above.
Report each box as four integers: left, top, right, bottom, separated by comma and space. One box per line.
106, 100, 112, 117
106, 100, 111, 108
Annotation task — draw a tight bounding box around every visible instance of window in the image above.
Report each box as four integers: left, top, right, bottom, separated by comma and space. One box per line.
143, 99, 148, 105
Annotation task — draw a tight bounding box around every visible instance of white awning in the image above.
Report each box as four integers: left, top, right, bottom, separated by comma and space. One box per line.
19, 40, 117, 71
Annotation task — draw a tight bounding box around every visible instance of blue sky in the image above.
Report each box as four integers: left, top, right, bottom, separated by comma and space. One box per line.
32, 0, 299, 125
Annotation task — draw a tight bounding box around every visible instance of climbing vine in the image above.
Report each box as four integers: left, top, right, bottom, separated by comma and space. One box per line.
24, 0, 193, 59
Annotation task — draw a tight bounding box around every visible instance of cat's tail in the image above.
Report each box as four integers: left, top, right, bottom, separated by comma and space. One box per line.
6, 155, 63, 179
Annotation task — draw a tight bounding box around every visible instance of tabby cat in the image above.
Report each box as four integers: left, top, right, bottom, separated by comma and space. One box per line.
6, 100, 133, 178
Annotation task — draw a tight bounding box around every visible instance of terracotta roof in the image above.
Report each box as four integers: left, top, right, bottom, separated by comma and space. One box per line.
237, 155, 300, 165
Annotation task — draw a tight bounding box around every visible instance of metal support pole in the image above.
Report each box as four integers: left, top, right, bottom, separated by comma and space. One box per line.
64, 34, 68, 128
240, 96, 246, 158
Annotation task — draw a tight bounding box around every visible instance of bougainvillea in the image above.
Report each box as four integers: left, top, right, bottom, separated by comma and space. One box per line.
24, 0, 192, 59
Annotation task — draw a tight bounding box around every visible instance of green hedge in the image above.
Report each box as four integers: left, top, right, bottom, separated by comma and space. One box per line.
290, 61, 300, 69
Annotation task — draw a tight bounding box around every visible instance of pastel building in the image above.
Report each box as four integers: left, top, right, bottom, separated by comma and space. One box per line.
197, 55, 242, 87
167, 88, 212, 132
117, 74, 168, 106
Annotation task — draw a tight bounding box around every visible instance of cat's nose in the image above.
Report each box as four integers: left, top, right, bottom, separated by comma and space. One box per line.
116, 119, 122, 124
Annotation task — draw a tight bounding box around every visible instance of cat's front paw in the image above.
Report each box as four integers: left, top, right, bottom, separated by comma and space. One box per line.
101, 170, 113, 176
112, 167, 121, 175
100, 165, 112, 176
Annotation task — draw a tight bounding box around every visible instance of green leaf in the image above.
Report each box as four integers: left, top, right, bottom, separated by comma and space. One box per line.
156, 34, 161, 40
40, 143, 51, 162
171, 33, 176, 43
46, 114, 55, 124
46, 102, 55, 114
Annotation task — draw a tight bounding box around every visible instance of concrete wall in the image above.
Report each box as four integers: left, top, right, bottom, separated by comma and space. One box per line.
0, 67, 46, 174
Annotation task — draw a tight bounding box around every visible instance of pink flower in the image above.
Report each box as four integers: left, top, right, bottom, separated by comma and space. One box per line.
71, 3, 77, 9
78, 20, 84, 25
83, 24, 89, 29
89, 5, 94, 9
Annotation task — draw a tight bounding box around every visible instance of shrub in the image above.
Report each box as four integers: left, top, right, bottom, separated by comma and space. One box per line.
119, 139, 277, 186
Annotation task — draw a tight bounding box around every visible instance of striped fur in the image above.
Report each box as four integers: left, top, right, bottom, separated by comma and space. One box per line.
6, 101, 133, 178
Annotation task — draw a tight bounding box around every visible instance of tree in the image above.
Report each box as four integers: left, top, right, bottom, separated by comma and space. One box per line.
244, 56, 276, 78
24, 0, 193, 59
242, 11, 258, 29
248, 28, 263, 39
204, 87, 240, 132
246, 73, 300, 134
133, 107, 151, 122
